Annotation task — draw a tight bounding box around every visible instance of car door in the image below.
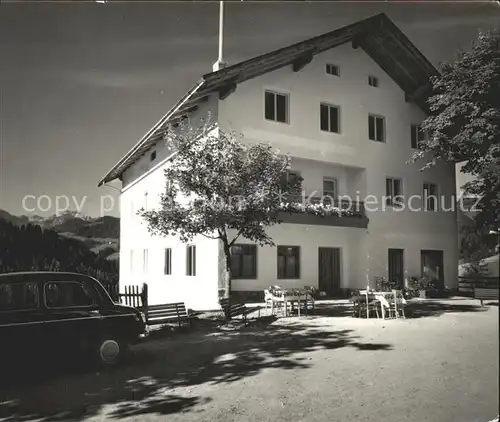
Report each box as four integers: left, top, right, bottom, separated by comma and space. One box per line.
43, 279, 102, 357
0, 280, 45, 364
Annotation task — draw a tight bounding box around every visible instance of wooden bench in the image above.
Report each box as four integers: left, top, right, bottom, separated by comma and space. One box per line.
474, 286, 499, 306
219, 298, 260, 324
145, 302, 195, 327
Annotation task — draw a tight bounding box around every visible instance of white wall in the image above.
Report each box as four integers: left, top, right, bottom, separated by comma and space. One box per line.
225, 225, 366, 292
223, 224, 458, 292
287, 157, 365, 198
119, 95, 221, 310
121, 94, 218, 189
118, 41, 459, 306
217, 43, 458, 289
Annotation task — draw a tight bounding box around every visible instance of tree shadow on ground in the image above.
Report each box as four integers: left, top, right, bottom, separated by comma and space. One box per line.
301, 299, 493, 320
405, 301, 490, 319
0, 318, 391, 421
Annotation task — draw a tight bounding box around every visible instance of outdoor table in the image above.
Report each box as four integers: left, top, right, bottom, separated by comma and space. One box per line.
359, 290, 406, 319
268, 289, 310, 317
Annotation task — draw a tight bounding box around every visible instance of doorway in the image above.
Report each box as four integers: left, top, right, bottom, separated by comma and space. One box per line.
388, 249, 405, 289
318, 247, 342, 296
420, 249, 445, 290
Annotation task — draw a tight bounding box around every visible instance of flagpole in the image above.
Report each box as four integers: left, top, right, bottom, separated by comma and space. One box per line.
218, 1, 224, 64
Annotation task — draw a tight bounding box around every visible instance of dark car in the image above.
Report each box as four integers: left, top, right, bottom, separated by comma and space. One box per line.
0, 271, 147, 367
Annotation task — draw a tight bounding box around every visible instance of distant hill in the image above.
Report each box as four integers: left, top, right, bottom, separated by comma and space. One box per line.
0, 218, 118, 283
0, 210, 120, 261
0, 209, 30, 226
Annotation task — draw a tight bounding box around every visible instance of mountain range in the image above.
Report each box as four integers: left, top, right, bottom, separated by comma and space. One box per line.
0, 209, 120, 261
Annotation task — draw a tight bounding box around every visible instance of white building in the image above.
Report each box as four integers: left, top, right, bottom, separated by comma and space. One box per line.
98, 13, 458, 310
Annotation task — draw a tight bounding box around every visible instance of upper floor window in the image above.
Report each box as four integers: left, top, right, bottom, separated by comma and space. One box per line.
280, 170, 302, 195
265, 90, 289, 123
150, 150, 157, 161
423, 182, 438, 211
164, 248, 172, 275
231, 244, 257, 279
323, 177, 338, 202
386, 177, 403, 208
186, 245, 196, 276
369, 114, 385, 142
368, 75, 379, 87
320, 103, 340, 134
411, 125, 425, 149
326, 63, 340, 76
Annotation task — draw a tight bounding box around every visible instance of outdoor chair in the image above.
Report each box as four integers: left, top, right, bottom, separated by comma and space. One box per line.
387, 289, 406, 319
351, 291, 379, 318
265, 286, 285, 315
303, 286, 316, 312
362, 297, 380, 319
264, 289, 274, 311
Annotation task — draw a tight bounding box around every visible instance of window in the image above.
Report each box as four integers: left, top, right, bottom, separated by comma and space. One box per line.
410, 125, 425, 149
369, 115, 385, 142
0, 282, 39, 312
164, 248, 172, 275
130, 250, 134, 272
368, 75, 379, 87
423, 182, 438, 211
326, 63, 340, 76
44, 281, 94, 308
320, 103, 340, 133
186, 245, 196, 276
231, 244, 257, 279
277, 246, 300, 279
264, 90, 288, 123
143, 249, 148, 273
386, 177, 403, 207
323, 177, 338, 203
150, 150, 157, 161
280, 170, 302, 195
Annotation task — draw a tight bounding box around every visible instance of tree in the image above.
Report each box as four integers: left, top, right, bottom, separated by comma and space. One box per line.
139, 116, 301, 311
411, 28, 500, 231
459, 224, 497, 273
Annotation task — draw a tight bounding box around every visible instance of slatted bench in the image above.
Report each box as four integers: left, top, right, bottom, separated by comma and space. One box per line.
474, 286, 499, 306
145, 302, 195, 327
219, 298, 260, 324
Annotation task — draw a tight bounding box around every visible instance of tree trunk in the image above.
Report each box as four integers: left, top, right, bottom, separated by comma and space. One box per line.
222, 240, 232, 320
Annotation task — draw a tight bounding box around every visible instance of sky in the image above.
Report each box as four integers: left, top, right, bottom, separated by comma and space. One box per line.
1, 1, 499, 218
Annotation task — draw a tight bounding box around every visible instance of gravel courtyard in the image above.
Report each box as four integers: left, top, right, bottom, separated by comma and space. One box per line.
0, 298, 498, 422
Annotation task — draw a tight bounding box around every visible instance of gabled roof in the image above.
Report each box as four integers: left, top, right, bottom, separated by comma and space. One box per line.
98, 12, 439, 187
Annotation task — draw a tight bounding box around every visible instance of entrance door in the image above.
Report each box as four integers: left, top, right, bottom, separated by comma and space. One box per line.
421, 250, 444, 290
318, 247, 342, 296
388, 249, 405, 289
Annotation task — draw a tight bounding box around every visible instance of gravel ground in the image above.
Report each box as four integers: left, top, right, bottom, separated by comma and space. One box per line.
0, 298, 498, 422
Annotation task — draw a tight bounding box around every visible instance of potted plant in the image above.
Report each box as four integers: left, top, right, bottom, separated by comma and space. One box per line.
374, 276, 398, 292
407, 276, 435, 299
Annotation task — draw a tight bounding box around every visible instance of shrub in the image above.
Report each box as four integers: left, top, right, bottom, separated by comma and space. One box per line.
374, 276, 398, 291
407, 275, 435, 292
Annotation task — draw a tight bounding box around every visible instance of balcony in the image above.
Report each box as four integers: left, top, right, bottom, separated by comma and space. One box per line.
277, 195, 369, 228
